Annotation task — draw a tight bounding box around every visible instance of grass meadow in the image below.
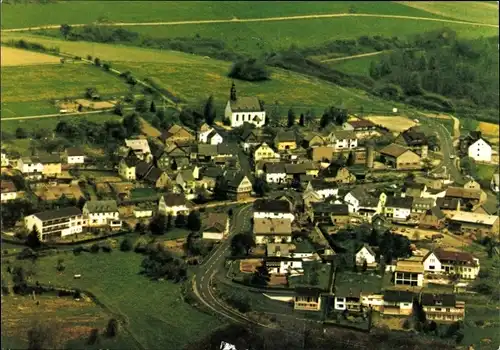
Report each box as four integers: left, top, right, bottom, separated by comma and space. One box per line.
0, 1, 455, 29
1, 100, 59, 118
325, 52, 391, 76
2, 250, 222, 350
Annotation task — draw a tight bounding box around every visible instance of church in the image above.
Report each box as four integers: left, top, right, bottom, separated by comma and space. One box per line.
224, 82, 266, 128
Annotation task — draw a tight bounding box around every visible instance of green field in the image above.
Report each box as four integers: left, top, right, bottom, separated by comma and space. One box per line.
476, 163, 497, 182
2, 251, 222, 350
0, 1, 457, 29
325, 52, 391, 76
1, 100, 59, 118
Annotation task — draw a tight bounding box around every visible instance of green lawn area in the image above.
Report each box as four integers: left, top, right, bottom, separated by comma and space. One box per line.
1, 113, 123, 134
0, 1, 454, 29
2, 251, 222, 350
1, 62, 128, 104
326, 52, 391, 76
459, 294, 500, 347
288, 261, 332, 290
476, 163, 497, 182
1, 100, 59, 118
334, 271, 385, 295
130, 187, 157, 199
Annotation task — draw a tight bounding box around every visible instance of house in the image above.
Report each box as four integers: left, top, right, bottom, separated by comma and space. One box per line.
355, 244, 377, 267
360, 293, 385, 311
125, 138, 152, 162
133, 203, 154, 218
267, 243, 291, 257
1, 149, 9, 167
119, 154, 140, 180
449, 211, 499, 237
144, 167, 170, 188
264, 162, 287, 184
197, 123, 213, 143
254, 142, 279, 162
382, 290, 414, 316
342, 119, 378, 137
384, 195, 414, 221
253, 199, 295, 222
394, 259, 424, 287
274, 130, 297, 151
397, 127, 428, 148
64, 147, 85, 164
202, 212, 230, 240
305, 179, 338, 199
160, 124, 195, 145
294, 287, 322, 312
291, 239, 317, 260
308, 202, 347, 224
1, 180, 17, 202
200, 166, 223, 190
240, 128, 271, 152
491, 173, 499, 193
468, 138, 492, 162
411, 197, 435, 214
436, 197, 460, 212
24, 207, 84, 241
158, 193, 192, 216
253, 218, 292, 244
83, 200, 121, 229
176, 169, 196, 191
372, 214, 390, 232
221, 170, 252, 200
329, 204, 351, 225
423, 248, 480, 279
265, 257, 303, 275
135, 161, 153, 180
225, 82, 265, 128
17, 156, 43, 178
419, 207, 446, 230
463, 179, 481, 190
302, 189, 323, 210
311, 146, 336, 162
284, 162, 319, 182
420, 293, 465, 322
379, 144, 421, 170
327, 130, 358, 151
344, 187, 385, 215
320, 164, 356, 184
302, 133, 325, 149
333, 288, 362, 312
444, 186, 485, 209
404, 182, 427, 198
39, 154, 62, 177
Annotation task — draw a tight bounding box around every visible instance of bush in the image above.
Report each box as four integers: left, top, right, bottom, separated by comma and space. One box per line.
228, 58, 270, 81
102, 62, 111, 70
90, 244, 100, 254
120, 238, 133, 252
101, 244, 112, 253
87, 328, 100, 345
15, 127, 29, 139
106, 318, 119, 338
73, 246, 84, 255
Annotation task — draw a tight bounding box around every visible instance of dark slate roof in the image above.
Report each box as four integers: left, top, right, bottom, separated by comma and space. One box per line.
162, 193, 190, 207
309, 179, 338, 190
294, 286, 323, 297
379, 143, 410, 158
426, 206, 445, 220
202, 213, 229, 233
33, 207, 82, 221
385, 196, 414, 209
202, 166, 224, 179
312, 202, 348, 215
85, 200, 118, 213
402, 128, 428, 146
265, 162, 286, 174
178, 169, 195, 182
66, 147, 84, 157
229, 96, 263, 112
38, 153, 61, 164
285, 162, 314, 174
420, 293, 456, 307
434, 248, 475, 264
275, 130, 296, 143
145, 167, 164, 182
253, 199, 291, 213
383, 290, 415, 303
217, 143, 233, 155
198, 144, 218, 157
135, 161, 153, 178
224, 170, 246, 188
347, 119, 376, 130
122, 154, 141, 167
436, 197, 460, 210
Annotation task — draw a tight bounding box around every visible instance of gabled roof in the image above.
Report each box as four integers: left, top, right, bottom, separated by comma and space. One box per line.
33, 207, 82, 221
178, 169, 195, 182
217, 143, 233, 155
135, 161, 153, 178
125, 138, 151, 154
420, 293, 457, 307
425, 206, 445, 220
293, 239, 315, 254
385, 196, 414, 209
436, 197, 460, 210
450, 211, 498, 226
445, 187, 481, 200
202, 212, 229, 233
1, 180, 17, 193
162, 193, 191, 207
223, 170, 247, 188
357, 244, 376, 257
85, 200, 118, 213
160, 124, 194, 142
264, 162, 286, 174
401, 127, 427, 146
470, 137, 492, 148
329, 130, 357, 140
295, 286, 322, 297
253, 199, 291, 213
379, 143, 411, 158
285, 162, 316, 174
144, 167, 165, 183
202, 166, 224, 179
199, 123, 212, 133
38, 153, 61, 164
66, 147, 84, 157
312, 202, 347, 214
303, 133, 324, 142
229, 96, 262, 112
383, 290, 415, 303
253, 218, 292, 235
434, 248, 475, 264
308, 179, 338, 191
207, 129, 221, 141
274, 130, 296, 143
197, 144, 218, 157
347, 119, 376, 130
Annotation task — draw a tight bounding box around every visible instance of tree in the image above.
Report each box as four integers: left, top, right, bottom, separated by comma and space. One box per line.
90, 243, 100, 253
251, 264, 270, 286
230, 233, 255, 256
412, 297, 427, 324
149, 215, 167, 235
203, 95, 216, 125
362, 260, 368, 272
1, 278, 10, 295
346, 151, 355, 166
56, 258, 65, 272
149, 100, 157, 113
175, 213, 186, 228
305, 109, 315, 125
122, 113, 141, 136
94, 57, 101, 67
187, 211, 201, 232
287, 108, 296, 127
85, 87, 98, 99
59, 24, 72, 39
87, 328, 100, 345
253, 178, 269, 197
15, 127, 29, 139
135, 98, 149, 113
26, 227, 42, 249
102, 62, 111, 71
166, 214, 173, 231
114, 102, 124, 116
27, 321, 63, 350
460, 156, 477, 177
106, 318, 119, 338
299, 113, 305, 127
369, 61, 381, 79
120, 238, 133, 252
228, 58, 270, 82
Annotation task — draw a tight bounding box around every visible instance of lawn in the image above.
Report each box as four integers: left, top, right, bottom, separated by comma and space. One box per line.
334, 271, 386, 295
326, 52, 391, 76
2, 251, 222, 350
1, 100, 59, 118
288, 261, 332, 290
0, 1, 454, 29
1, 62, 128, 104
130, 187, 157, 200
476, 163, 497, 182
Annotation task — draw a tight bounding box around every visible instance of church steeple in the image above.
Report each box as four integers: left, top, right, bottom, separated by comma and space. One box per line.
230, 81, 237, 101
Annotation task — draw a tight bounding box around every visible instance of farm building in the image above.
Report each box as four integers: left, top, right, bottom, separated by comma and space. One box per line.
378, 144, 421, 170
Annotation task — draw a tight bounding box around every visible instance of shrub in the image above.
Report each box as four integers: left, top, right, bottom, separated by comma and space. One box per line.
228, 58, 270, 81
120, 238, 133, 252
87, 55, 92, 61
73, 246, 84, 255
102, 63, 111, 70
101, 244, 112, 253
87, 328, 100, 345
106, 318, 119, 338
90, 244, 100, 254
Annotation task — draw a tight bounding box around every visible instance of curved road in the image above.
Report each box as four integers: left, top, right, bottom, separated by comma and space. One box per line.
2, 12, 497, 32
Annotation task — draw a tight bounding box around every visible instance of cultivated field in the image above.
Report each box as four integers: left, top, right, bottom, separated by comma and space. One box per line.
0, 46, 60, 66
365, 115, 417, 133
140, 117, 161, 138
477, 121, 499, 136
3, 252, 221, 350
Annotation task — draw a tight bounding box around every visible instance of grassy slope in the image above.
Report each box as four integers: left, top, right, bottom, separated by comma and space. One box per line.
0, 1, 453, 29
326, 52, 392, 76
3, 252, 222, 350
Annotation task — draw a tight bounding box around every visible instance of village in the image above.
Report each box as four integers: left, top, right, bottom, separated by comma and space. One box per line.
1, 82, 499, 339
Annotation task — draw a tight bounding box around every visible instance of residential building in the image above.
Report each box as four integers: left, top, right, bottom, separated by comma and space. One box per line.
449, 211, 499, 237
225, 82, 265, 128
404, 182, 427, 198
38, 154, 62, 177
118, 154, 140, 181
379, 143, 421, 170
284, 162, 319, 181
240, 128, 271, 152
83, 200, 121, 229
420, 293, 465, 322
327, 130, 358, 151
253, 199, 295, 222
382, 290, 414, 316
436, 197, 460, 212
264, 162, 287, 184
491, 173, 499, 193
305, 179, 339, 199
221, 170, 252, 200
463, 179, 481, 190
294, 287, 322, 311
397, 127, 428, 148
64, 147, 85, 164
412, 197, 435, 214
267, 243, 291, 257
254, 142, 279, 162
17, 156, 43, 177
1, 180, 17, 202
197, 123, 213, 143
253, 218, 292, 244
158, 193, 192, 216
274, 130, 297, 151
265, 257, 303, 275
384, 195, 414, 221
320, 165, 356, 184
394, 259, 424, 287
176, 169, 196, 191
360, 293, 384, 311
1, 150, 9, 167
202, 212, 230, 240
133, 203, 154, 218
424, 248, 480, 279
302, 133, 325, 149
468, 138, 492, 162
334, 289, 362, 312
311, 146, 336, 162
344, 188, 386, 218
125, 138, 152, 162
419, 207, 446, 230
135, 161, 153, 180
291, 240, 316, 260
160, 124, 195, 145
444, 186, 485, 209
309, 202, 348, 224
355, 244, 377, 266
143, 167, 170, 188
24, 207, 84, 241
342, 119, 378, 137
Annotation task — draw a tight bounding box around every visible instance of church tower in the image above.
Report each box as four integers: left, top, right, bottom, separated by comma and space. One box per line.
230, 81, 237, 101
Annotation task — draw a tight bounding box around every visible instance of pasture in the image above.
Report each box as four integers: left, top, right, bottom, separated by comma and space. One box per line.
1, 46, 60, 66
3, 251, 223, 350
325, 52, 390, 76
0, 1, 452, 29
365, 115, 417, 133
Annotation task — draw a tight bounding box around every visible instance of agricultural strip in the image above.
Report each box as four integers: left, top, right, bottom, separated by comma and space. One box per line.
1, 46, 61, 66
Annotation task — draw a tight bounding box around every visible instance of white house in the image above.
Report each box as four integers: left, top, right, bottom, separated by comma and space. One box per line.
1, 180, 17, 202
1, 150, 9, 167
305, 180, 338, 199
254, 218, 292, 244
158, 193, 192, 216
344, 188, 385, 218
253, 199, 295, 222
254, 142, 280, 162
384, 196, 413, 221
82, 200, 121, 229
264, 163, 287, 184
24, 207, 84, 241
422, 251, 443, 275
423, 249, 480, 280
491, 173, 499, 193
125, 138, 152, 162
327, 130, 358, 151
202, 213, 230, 240
266, 258, 303, 275
355, 245, 377, 266
225, 83, 265, 128
65, 147, 85, 164
198, 124, 223, 145
133, 205, 154, 218
468, 138, 492, 162
17, 157, 43, 175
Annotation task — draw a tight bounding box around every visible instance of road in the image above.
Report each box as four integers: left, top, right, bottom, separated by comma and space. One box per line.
2, 13, 497, 32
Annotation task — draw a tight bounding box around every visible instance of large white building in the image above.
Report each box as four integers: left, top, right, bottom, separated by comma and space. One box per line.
1, 180, 17, 202
65, 147, 85, 164
224, 83, 265, 128
17, 157, 43, 175
158, 193, 192, 216
253, 199, 295, 222
24, 207, 84, 241
82, 200, 121, 228
468, 138, 492, 163
327, 130, 358, 151
423, 249, 480, 280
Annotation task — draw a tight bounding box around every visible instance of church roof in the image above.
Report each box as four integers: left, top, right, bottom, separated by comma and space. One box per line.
229, 97, 262, 112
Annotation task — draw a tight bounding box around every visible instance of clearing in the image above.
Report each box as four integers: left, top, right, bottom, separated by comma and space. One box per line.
364, 115, 417, 133
1, 46, 60, 66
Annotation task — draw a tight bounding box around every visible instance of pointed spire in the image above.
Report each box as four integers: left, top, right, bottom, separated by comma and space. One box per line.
230, 81, 237, 101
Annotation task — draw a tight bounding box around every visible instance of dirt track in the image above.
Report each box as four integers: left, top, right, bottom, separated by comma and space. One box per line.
321, 50, 388, 63
2, 12, 498, 32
